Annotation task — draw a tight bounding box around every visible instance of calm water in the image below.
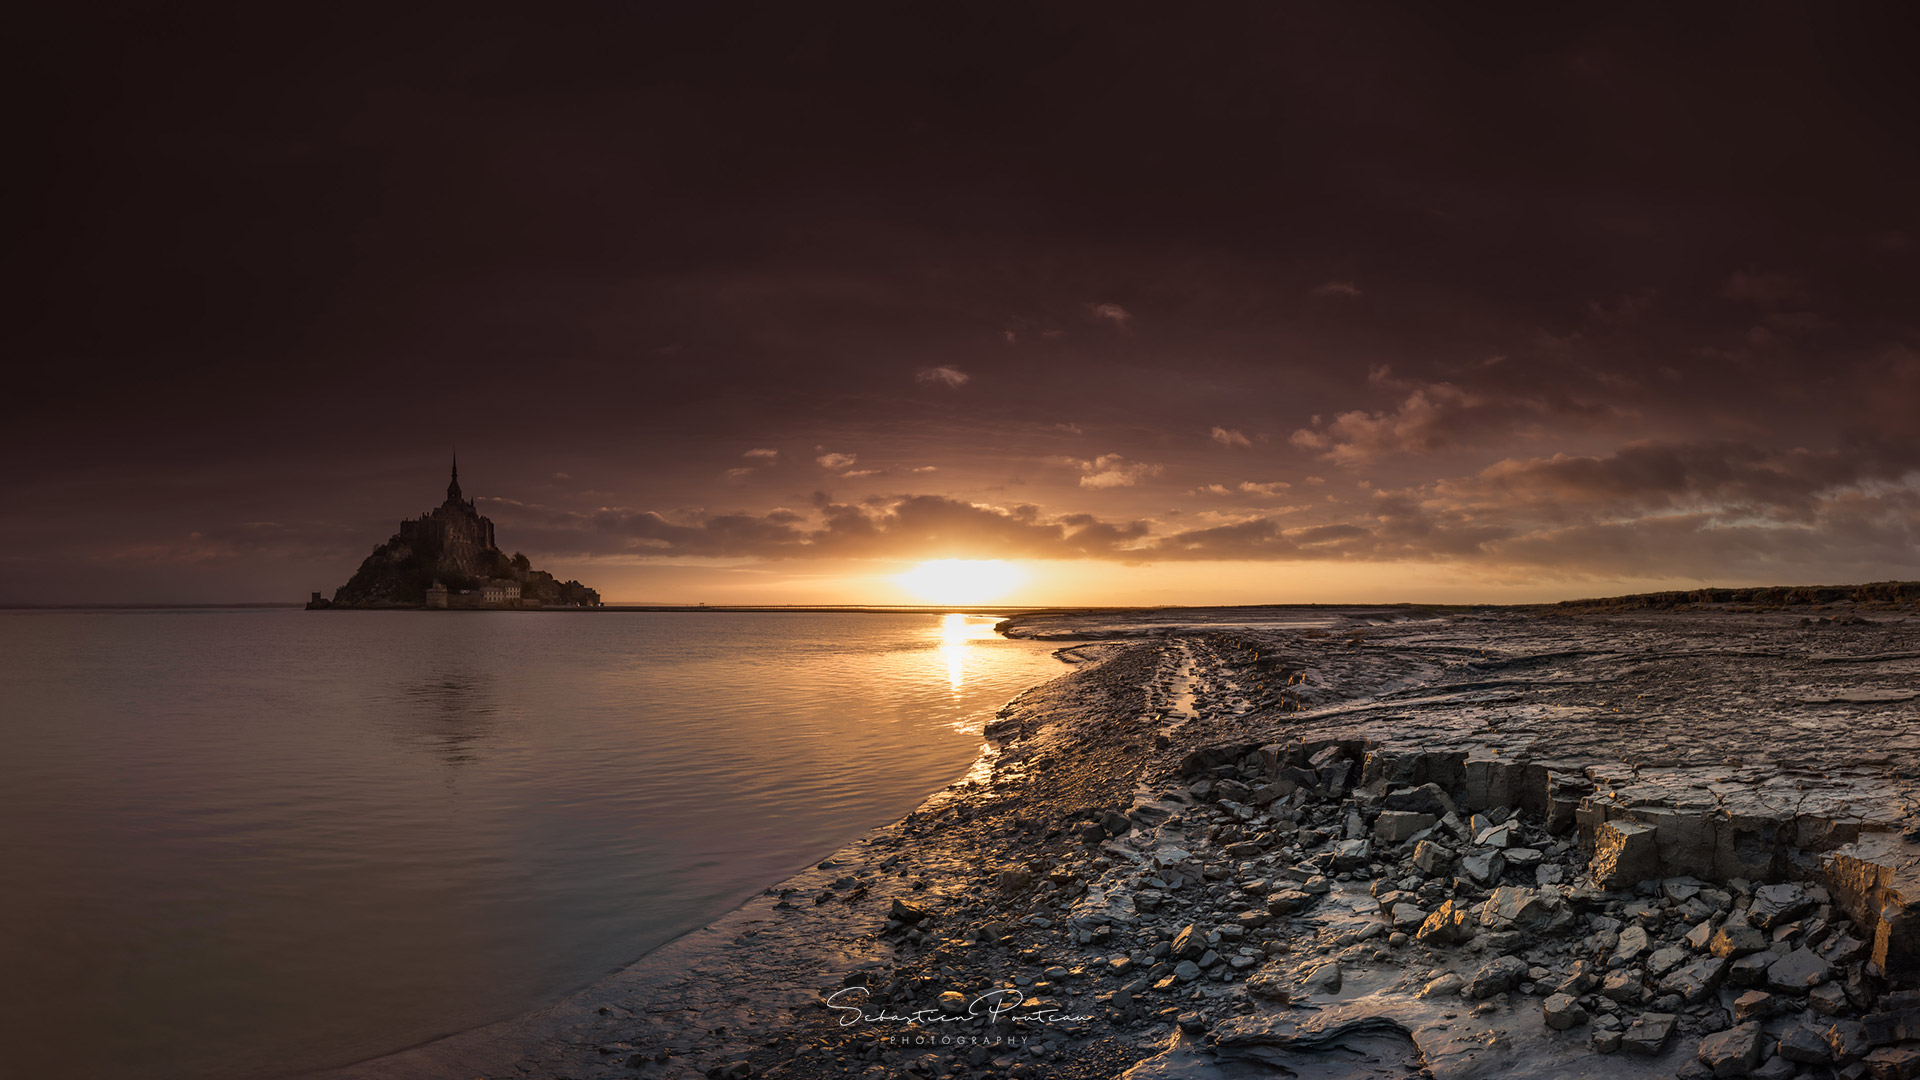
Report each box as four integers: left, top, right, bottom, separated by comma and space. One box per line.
0, 610, 1062, 1080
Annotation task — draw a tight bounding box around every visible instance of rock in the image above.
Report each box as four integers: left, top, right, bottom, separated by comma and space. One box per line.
1174, 960, 1202, 982
1728, 952, 1774, 988
890, 898, 929, 923
1863, 1010, 1920, 1047
1475, 822, 1515, 848
1267, 888, 1313, 915
1248, 780, 1295, 806
1664, 878, 1705, 904
1302, 961, 1342, 994
1172, 924, 1205, 961
1831, 835, 1920, 972
938, 990, 968, 1012
1712, 923, 1769, 959
1544, 992, 1589, 1030
1389, 903, 1426, 931
1464, 955, 1529, 999
1374, 810, 1437, 844
1554, 962, 1598, 996
1661, 955, 1730, 1004
1245, 970, 1292, 1002
1460, 850, 1506, 884
997, 869, 1033, 893
1536, 863, 1567, 886
1821, 931, 1872, 967
1384, 783, 1456, 816
1766, 946, 1831, 992
1420, 972, 1464, 998
1331, 838, 1372, 869
1733, 991, 1776, 1021
1621, 1012, 1677, 1056
1615, 923, 1652, 962
1311, 746, 1353, 795
1102, 810, 1133, 836
1697, 1021, 1766, 1078
1648, 945, 1690, 976
1812, 982, 1852, 1016
1829, 1020, 1871, 1066
1602, 969, 1643, 1002
1480, 886, 1550, 929
1685, 920, 1717, 951
1751, 1055, 1797, 1080
1417, 900, 1476, 945
1864, 1044, 1920, 1079
1593, 1027, 1625, 1054
1591, 820, 1660, 890
1413, 839, 1452, 875
1504, 844, 1543, 868
1749, 883, 1816, 930
1778, 1024, 1834, 1065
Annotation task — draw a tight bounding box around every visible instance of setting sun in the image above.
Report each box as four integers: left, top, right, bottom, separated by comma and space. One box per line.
895, 559, 1024, 604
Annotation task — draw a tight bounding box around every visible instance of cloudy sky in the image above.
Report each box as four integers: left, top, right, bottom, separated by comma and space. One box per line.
11, 3, 1919, 604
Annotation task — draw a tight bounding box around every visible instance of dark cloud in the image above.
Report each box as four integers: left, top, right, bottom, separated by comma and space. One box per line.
8, 3, 1920, 601
1476, 440, 1920, 521
500, 495, 1153, 562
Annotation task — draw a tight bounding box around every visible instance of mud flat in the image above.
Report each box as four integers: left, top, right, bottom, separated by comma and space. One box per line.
313, 601, 1920, 1080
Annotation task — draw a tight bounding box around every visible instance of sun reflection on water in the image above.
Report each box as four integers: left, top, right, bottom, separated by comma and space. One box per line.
937, 613, 1001, 692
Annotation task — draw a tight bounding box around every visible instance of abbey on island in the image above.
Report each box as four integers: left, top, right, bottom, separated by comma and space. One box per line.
307, 458, 601, 610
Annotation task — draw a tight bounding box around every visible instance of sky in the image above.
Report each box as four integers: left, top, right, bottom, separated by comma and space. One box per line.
10, 2, 1920, 605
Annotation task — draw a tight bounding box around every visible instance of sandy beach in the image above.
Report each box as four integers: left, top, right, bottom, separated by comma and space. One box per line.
312, 598, 1920, 1080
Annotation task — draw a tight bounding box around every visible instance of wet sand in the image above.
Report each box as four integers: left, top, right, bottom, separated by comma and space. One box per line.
309, 601, 1920, 1080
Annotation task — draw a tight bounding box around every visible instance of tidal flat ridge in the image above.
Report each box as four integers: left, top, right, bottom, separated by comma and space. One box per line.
318, 601, 1920, 1080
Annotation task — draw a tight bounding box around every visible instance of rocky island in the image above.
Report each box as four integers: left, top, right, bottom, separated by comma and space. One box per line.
308, 458, 600, 610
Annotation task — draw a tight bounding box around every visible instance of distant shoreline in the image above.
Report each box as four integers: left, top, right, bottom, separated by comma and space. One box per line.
8, 579, 1916, 615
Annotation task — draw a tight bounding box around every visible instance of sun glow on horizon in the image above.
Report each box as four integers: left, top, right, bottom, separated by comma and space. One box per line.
895, 559, 1025, 604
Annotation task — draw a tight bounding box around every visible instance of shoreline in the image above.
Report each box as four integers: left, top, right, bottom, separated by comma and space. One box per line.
297, 643, 1096, 1080
309, 602, 1920, 1080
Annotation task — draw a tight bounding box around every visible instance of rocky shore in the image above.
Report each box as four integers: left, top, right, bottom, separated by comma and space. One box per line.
314, 602, 1920, 1080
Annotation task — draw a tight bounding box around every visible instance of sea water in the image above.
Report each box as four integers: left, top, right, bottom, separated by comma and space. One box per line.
0, 609, 1062, 1079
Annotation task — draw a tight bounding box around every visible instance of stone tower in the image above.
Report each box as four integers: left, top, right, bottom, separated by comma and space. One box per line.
447, 453, 463, 505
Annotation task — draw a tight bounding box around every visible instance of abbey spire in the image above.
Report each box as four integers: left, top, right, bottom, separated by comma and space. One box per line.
447, 452, 462, 504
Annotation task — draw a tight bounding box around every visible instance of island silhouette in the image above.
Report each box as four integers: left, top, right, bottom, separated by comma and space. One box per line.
309, 457, 600, 609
